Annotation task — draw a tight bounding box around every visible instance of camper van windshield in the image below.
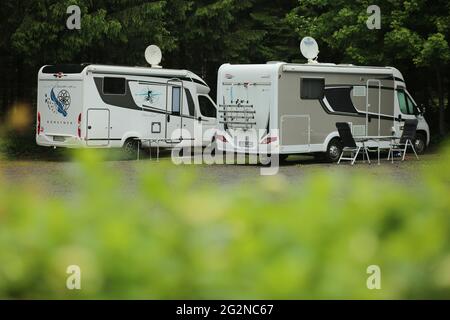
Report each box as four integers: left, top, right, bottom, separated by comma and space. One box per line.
397, 90, 417, 115
198, 95, 216, 118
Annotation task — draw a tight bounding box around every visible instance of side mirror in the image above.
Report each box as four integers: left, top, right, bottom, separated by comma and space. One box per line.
420, 105, 426, 115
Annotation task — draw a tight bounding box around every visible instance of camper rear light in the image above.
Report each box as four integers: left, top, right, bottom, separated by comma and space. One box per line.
261, 136, 278, 144
77, 113, 82, 138
37, 112, 41, 135
215, 134, 228, 143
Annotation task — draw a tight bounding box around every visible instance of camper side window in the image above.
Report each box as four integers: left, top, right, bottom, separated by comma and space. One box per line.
185, 88, 196, 117
397, 90, 417, 115
300, 78, 325, 100
406, 94, 418, 115
198, 95, 217, 118
172, 87, 181, 115
103, 77, 126, 95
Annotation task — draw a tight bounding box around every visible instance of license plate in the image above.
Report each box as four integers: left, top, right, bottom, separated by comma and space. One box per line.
239, 141, 253, 148
53, 136, 66, 142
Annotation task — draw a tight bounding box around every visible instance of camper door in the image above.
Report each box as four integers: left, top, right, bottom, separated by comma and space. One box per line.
131, 82, 167, 141
166, 80, 184, 142
86, 108, 110, 146
395, 89, 418, 134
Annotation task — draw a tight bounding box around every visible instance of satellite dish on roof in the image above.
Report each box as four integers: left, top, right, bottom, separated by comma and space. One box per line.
300, 37, 319, 63
145, 45, 162, 68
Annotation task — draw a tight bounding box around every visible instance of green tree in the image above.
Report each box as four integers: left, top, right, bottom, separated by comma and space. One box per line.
415, 33, 450, 136
167, 0, 298, 89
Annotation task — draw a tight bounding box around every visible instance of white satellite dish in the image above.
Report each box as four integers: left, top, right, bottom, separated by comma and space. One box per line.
145, 45, 162, 68
300, 37, 319, 63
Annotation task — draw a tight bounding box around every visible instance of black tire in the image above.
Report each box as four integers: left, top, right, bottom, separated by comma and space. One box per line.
414, 132, 427, 154
325, 138, 342, 163
123, 138, 139, 158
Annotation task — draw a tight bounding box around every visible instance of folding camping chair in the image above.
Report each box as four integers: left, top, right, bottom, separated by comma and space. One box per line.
336, 122, 371, 165
387, 119, 419, 162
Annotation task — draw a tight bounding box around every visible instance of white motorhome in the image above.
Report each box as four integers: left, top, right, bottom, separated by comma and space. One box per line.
215, 62, 430, 161
36, 63, 217, 151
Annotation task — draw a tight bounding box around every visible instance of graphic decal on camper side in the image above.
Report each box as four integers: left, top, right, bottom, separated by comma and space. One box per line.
44, 88, 71, 117
135, 89, 162, 105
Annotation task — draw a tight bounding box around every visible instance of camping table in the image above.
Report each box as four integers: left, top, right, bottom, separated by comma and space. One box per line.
355, 136, 397, 165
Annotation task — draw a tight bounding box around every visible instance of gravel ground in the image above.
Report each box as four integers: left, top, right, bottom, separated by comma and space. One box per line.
0, 150, 439, 198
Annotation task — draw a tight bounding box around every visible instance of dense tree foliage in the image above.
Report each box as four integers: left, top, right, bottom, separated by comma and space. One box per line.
0, 0, 448, 137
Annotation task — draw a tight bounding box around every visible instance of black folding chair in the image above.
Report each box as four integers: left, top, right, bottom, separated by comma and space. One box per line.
387, 119, 419, 162
336, 122, 371, 165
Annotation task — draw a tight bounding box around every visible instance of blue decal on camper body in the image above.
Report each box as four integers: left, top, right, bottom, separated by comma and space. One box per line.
45, 88, 71, 117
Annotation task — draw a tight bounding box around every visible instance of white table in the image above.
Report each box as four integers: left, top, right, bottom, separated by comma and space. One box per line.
355, 136, 397, 165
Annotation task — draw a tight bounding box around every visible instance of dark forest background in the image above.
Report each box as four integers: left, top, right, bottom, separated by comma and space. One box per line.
0, 0, 449, 142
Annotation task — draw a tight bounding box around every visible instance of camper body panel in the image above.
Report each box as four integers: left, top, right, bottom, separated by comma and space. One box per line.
36, 64, 217, 149
36, 70, 85, 147
216, 63, 430, 156
277, 69, 396, 153
216, 63, 281, 154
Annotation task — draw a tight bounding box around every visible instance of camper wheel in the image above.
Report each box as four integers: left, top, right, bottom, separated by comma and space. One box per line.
325, 138, 342, 163
414, 132, 426, 154
123, 138, 140, 157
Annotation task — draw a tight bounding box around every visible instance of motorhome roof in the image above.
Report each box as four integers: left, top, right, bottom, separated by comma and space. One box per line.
40, 63, 208, 87
283, 62, 393, 73
282, 63, 404, 81
220, 62, 404, 82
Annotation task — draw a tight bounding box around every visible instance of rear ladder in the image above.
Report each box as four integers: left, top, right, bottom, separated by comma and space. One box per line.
218, 104, 256, 130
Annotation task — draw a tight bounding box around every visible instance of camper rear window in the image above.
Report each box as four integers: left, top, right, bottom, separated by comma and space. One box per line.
103, 77, 126, 95
300, 78, 324, 100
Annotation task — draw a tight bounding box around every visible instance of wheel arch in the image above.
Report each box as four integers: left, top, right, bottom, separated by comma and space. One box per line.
324, 131, 341, 151
121, 132, 141, 147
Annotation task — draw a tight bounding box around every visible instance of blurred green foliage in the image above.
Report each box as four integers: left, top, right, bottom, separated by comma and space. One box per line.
0, 146, 450, 299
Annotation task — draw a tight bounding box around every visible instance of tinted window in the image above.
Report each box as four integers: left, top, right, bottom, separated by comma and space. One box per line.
185, 88, 195, 117
172, 87, 181, 115
406, 95, 417, 115
198, 95, 216, 118
103, 77, 126, 95
301, 78, 324, 99
397, 90, 409, 114
324, 87, 357, 113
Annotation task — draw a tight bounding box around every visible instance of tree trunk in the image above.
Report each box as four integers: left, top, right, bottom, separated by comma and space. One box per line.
436, 68, 446, 136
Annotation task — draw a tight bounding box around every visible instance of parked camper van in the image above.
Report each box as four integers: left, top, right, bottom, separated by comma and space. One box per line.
215, 61, 429, 162
36, 56, 217, 151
